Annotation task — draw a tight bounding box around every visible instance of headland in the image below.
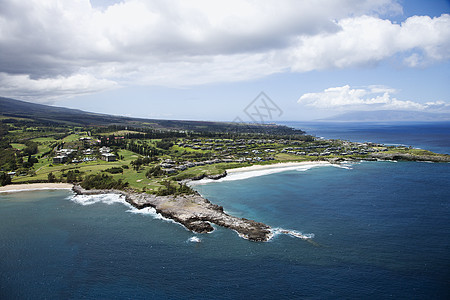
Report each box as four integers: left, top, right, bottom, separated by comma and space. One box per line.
72, 183, 272, 242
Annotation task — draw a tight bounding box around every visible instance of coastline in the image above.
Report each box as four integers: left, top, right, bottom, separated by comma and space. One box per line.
3, 157, 443, 241
71, 184, 272, 242
189, 161, 332, 185
0, 162, 327, 242
226, 161, 331, 174
0, 183, 73, 193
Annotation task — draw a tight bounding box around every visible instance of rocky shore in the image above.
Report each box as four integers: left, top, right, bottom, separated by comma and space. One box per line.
368, 152, 450, 162
72, 184, 272, 242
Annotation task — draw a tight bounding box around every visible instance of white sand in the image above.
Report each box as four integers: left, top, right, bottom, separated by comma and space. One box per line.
190, 161, 331, 185
226, 161, 330, 174
0, 183, 73, 193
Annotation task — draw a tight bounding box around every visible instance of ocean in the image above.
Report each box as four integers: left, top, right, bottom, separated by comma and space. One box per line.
280, 121, 450, 155
1, 122, 449, 299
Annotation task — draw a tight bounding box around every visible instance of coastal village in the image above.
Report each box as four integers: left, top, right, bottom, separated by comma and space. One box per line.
2, 119, 447, 193
1, 109, 449, 241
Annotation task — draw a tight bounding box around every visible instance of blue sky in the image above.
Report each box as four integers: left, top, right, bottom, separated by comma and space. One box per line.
1, 0, 449, 121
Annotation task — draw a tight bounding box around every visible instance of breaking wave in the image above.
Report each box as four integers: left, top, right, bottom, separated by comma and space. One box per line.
332, 163, 354, 170
187, 236, 201, 243
127, 206, 175, 223
270, 228, 315, 241
67, 193, 173, 223
67, 193, 130, 207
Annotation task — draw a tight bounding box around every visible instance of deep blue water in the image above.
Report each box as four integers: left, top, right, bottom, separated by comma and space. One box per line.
280, 121, 450, 154
1, 123, 450, 299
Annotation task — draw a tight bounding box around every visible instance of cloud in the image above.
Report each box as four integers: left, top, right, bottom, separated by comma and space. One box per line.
0, 0, 448, 101
297, 85, 450, 111
0, 73, 117, 102
287, 14, 450, 71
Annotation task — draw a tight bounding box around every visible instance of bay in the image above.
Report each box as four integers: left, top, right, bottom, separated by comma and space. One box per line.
1, 122, 449, 299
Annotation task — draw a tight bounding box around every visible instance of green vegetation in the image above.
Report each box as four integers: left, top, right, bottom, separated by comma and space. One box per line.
0, 172, 12, 186
104, 167, 124, 174
81, 174, 128, 190
1, 96, 448, 195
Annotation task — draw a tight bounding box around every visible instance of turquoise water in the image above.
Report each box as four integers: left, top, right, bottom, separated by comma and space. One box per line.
1, 123, 449, 299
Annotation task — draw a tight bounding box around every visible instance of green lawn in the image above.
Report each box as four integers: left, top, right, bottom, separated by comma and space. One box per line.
11, 143, 26, 150
385, 148, 438, 156
31, 137, 58, 143
98, 130, 143, 136
63, 134, 81, 142
275, 153, 309, 161
171, 162, 248, 180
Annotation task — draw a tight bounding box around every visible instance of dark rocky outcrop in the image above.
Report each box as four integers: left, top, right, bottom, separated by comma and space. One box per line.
188, 171, 227, 181
72, 184, 271, 242
369, 152, 450, 162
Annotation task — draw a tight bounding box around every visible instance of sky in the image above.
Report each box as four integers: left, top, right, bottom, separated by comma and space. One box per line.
1, 0, 449, 122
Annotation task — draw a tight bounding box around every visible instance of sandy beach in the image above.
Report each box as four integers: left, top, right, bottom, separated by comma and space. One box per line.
226, 161, 331, 174
0, 183, 73, 193
189, 161, 332, 186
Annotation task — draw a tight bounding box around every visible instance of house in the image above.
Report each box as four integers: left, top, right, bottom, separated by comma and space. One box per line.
164, 168, 176, 174
83, 149, 94, 155
57, 149, 76, 156
160, 163, 174, 168
99, 146, 111, 154
53, 155, 68, 164
175, 165, 187, 171
102, 153, 116, 162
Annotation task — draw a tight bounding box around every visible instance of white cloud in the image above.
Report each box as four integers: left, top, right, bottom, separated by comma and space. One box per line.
0, 73, 117, 102
0, 0, 449, 101
297, 85, 450, 111
287, 14, 450, 71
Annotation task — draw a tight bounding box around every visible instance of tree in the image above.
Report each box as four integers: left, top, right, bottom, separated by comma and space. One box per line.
146, 165, 164, 178
0, 172, 11, 186
81, 174, 128, 190
156, 139, 174, 150
48, 172, 56, 183
66, 170, 78, 183
23, 141, 38, 155
156, 180, 177, 196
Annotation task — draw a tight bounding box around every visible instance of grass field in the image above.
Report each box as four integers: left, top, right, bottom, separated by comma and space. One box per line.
11, 143, 25, 150
63, 134, 82, 142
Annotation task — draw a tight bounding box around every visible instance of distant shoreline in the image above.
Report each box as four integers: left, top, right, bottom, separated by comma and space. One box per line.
0, 183, 73, 193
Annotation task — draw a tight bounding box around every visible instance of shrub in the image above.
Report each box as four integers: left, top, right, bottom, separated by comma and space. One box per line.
146, 165, 164, 178
81, 174, 128, 190
47, 172, 57, 183
0, 172, 11, 186
103, 167, 123, 174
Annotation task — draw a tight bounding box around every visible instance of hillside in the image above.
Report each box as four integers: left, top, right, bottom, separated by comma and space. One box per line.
0, 97, 303, 135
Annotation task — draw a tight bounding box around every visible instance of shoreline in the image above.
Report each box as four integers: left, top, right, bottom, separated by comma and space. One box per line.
226, 161, 331, 174
0, 162, 327, 242
0, 183, 73, 193
189, 161, 333, 186
71, 184, 272, 242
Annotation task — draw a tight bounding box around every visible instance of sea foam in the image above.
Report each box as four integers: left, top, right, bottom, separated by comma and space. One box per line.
67, 193, 130, 207
191, 163, 329, 185
67, 193, 174, 223
187, 236, 201, 243
270, 228, 315, 241
126, 206, 176, 224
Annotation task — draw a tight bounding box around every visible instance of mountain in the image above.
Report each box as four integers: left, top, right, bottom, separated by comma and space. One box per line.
320, 110, 450, 122
0, 97, 304, 135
